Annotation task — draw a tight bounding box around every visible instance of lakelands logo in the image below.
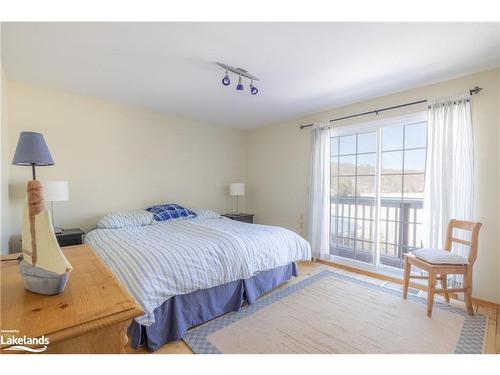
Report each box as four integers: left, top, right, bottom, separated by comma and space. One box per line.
1, 329, 49, 353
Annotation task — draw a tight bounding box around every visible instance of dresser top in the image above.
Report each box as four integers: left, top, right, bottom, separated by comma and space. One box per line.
1, 245, 143, 347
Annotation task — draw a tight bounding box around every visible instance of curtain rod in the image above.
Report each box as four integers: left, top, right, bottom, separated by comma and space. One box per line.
299, 86, 483, 130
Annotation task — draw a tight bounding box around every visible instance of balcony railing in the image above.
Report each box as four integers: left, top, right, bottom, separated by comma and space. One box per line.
330, 196, 423, 269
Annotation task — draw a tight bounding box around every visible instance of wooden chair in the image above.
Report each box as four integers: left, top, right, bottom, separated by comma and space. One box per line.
403, 219, 482, 318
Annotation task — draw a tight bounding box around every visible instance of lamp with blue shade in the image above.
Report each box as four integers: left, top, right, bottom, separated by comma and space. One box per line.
12, 131, 54, 180
12, 131, 72, 295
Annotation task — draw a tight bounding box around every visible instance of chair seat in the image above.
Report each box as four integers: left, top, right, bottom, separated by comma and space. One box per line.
411, 248, 468, 265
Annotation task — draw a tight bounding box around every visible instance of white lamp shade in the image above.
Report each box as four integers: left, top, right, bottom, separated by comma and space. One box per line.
42, 181, 69, 202
229, 183, 245, 196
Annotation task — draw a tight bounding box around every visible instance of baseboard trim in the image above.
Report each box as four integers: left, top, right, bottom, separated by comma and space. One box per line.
314, 258, 499, 309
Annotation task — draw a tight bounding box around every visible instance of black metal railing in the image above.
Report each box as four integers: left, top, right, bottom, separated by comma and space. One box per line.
330, 196, 423, 268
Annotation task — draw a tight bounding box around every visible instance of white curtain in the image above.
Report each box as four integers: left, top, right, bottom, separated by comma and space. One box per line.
308, 122, 330, 259
422, 93, 474, 254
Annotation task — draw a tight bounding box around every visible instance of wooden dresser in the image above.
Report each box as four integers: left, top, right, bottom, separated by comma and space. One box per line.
0, 245, 143, 354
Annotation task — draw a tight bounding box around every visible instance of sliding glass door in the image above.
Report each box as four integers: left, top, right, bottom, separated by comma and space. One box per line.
330, 131, 377, 264
329, 114, 427, 272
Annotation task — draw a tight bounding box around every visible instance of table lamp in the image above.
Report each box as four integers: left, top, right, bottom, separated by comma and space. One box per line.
12, 131, 72, 295
42, 181, 69, 234
12, 131, 55, 178
229, 183, 245, 214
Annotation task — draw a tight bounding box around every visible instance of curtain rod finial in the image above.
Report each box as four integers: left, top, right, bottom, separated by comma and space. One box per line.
470, 86, 483, 95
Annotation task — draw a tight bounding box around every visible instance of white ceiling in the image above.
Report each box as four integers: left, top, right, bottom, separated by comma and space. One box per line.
2, 22, 499, 128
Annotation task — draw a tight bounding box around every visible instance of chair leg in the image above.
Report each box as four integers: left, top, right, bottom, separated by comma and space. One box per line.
464, 270, 474, 316
403, 257, 410, 299
427, 273, 436, 318
441, 274, 450, 302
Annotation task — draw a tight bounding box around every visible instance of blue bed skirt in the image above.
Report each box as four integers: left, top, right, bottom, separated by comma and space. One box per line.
128, 262, 298, 352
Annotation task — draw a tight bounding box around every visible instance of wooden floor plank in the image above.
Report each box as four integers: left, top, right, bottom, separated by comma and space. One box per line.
125, 339, 192, 354
477, 305, 497, 354
496, 307, 500, 354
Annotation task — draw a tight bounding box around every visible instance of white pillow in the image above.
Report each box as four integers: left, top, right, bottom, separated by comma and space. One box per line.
97, 210, 154, 229
189, 208, 221, 219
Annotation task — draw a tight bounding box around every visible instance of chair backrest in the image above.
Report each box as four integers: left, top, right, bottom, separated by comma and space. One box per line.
444, 219, 482, 265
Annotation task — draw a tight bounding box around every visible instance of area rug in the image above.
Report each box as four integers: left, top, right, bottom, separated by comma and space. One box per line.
183, 270, 487, 354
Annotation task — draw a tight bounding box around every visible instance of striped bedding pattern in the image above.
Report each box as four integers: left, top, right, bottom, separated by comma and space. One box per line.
84, 216, 311, 326
97, 210, 154, 229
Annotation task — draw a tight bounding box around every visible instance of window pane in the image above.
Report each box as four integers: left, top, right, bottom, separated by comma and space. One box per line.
363, 240, 374, 251
381, 175, 402, 199
364, 219, 374, 240
407, 222, 423, 248
404, 149, 426, 174
339, 135, 356, 155
357, 153, 376, 175
331, 157, 339, 177
331, 178, 338, 196
381, 204, 401, 222
382, 151, 403, 174
355, 250, 373, 263
380, 221, 400, 249
343, 218, 355, 241
416, 208, 424, 223
330, 137, 339, 156
382, 125, 403, 151
355, 201, 375, 220
330, 216, 338, 243
355, 220, 374, 250
339, 155, 356, 175
331, 201, 338, 217
403, 174, 425, 199
404, 122, 427, 149
356, 176, 376, 197
357, 131, 376, 153
338, 176, 355, 196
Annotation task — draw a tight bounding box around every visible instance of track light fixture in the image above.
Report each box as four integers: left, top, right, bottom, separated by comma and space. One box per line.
217, 62, 259, 96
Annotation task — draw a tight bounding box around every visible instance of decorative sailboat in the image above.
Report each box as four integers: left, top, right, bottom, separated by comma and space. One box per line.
13, 132, 73, 295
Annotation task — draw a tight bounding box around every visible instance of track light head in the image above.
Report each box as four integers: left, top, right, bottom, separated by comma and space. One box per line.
250, 80, 258, 95
221, 69, 230, 86
236, 75, 244, 91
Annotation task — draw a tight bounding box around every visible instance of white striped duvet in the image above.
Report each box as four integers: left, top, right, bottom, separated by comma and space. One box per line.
84, 217, 311, 325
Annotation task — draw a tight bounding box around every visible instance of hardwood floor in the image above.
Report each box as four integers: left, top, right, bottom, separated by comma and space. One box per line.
126, 260, 500, 354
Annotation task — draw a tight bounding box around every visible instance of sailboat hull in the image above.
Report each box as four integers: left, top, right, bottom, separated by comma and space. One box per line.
19, 260, 70, 295
18, 180, 72, 295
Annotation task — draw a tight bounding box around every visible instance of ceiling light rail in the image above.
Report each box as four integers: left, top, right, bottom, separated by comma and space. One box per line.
217, 62, 259, 95
299, 86, 483, 130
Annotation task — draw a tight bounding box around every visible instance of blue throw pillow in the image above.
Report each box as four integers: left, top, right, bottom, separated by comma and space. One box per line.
146, 204, 197, 222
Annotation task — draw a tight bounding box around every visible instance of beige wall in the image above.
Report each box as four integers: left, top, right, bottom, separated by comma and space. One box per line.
246, 67, 500, 303
1, 56, 11, 254
3, 81, 247, 253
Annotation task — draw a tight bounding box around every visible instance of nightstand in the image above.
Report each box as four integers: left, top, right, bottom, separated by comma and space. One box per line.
222, 213, 254, 223
56, 228, 84, 247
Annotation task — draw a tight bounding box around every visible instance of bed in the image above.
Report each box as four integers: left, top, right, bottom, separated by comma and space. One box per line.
84, 211, 311, 352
